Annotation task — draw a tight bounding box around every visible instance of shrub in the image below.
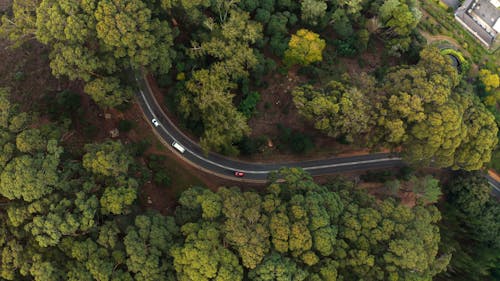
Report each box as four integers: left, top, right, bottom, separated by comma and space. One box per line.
238, 91, 261, 118
128, 139, 151, 156
361, 170, 394, 182
440, 48, 470, 74
154, 170, 171, 186
289, 132, 314, 154
237, 136, 266, 155
47, 90, 81, 120
334, 38, 358, 57
277, 124, 314, 154
255, 8, 271, 23
118, 119, 133, 132
83, 123, 98, 139
14, 71, 25, 81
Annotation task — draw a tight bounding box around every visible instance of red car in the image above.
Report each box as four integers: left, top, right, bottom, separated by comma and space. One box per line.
234, 171, 245, 177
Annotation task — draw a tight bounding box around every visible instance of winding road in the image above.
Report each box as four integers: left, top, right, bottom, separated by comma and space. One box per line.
134, 72, 500, 195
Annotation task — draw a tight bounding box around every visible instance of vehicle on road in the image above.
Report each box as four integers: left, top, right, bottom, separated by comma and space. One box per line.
151, 118, 160, 127
234, 171, 245, 177
172, 141, 186, 153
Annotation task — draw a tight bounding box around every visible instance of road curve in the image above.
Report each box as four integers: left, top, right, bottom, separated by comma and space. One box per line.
134, 73, 404, 182
134, 72, 500, 194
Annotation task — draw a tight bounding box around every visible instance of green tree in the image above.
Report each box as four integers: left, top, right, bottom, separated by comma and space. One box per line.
0, 141, 62, 202
171, 222, 244, 281
478, 69, 499, 92
179, 10, 262, 154
219, 187, 270, 269
453, 97, 498, 170
445, 172, 491, 216
82, 140, 133, 177
100, 178, 138, 215
248, 252, 309, 281
338, 0, 363, 16
94, 0, 176, 72
292, 81, 375, 142
378, 47, 497, 170
330, 9, 353, 38
0, 0, 38, 46
409, 175, 442, 204
16, 129, 47, 153
83, 77, 133, 108
2, 0, 176, 108
438, 173, 500, 281
379, 0, 420, 55
301, 0, 327, 26
124, 214, 179, 281
284, 29, 326, 66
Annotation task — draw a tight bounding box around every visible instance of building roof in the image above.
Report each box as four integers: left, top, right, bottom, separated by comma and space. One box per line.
494, 19, 500, 32
455, 0, 500, 47
470, 0, 500, 27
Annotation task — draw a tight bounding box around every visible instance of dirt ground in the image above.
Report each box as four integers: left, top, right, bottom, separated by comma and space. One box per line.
245, 40, 392, 162
0, 41, 63, 107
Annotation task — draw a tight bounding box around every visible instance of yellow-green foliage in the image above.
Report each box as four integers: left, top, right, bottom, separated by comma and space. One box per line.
284, 29, 326, 66
479, 69, 500, 92
440, 48, 470, 74
478, 69, 500, 106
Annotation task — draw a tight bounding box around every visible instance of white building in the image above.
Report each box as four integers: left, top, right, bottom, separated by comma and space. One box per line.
455, 0, 500, 47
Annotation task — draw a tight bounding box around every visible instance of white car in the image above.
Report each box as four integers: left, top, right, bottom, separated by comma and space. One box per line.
151, 118, 160, 127
172, 141, 186, 153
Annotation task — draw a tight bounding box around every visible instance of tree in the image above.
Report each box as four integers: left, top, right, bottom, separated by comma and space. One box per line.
238, 91, 260, 118
248, 252, 309, 281
284, 29, 326, 66
334, 194, 446, 280
453, 97, 498, 171
83, 77, 132, 108
171, 222, 244, 281
100, 178, 138, 215
0, 0, 38, 46
16, 129, 47, 153
478, 69, 499, 92
379, 0, 420, 55
2, 0, 176, 108
438, 172, 500, 281
82, 140, 133, 177
338, 0, 364, 16
0, 140, 62, 202
179, 10, 262, 154
22, 191, 99, 247
219, 187, 270, 269
445, 172, 491, 216
292, 80, 375, 142
124, 214, 179, 281
183, 69, 251, 154
330, 9, 354, 38
409, 175, 442, 204
377, 47, 497, 170
94, 0, 176, 72
301, 0, 327, 26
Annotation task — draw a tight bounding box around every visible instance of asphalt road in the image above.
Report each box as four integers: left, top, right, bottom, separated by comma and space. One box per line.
134, 73, 500, 195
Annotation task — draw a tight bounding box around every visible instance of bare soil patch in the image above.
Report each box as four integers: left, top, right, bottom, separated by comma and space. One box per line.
0, 41, 63, 108
338, 40, 390, 77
